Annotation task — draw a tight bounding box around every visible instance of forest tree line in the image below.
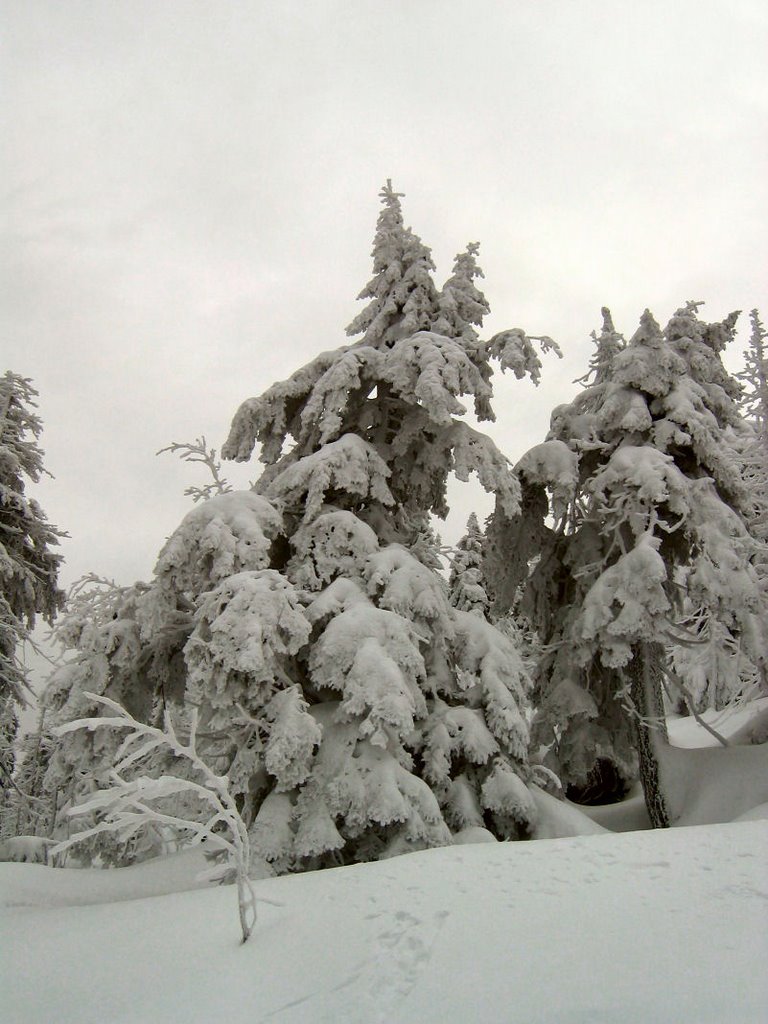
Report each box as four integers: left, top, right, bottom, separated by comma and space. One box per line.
2, 183, 766, 871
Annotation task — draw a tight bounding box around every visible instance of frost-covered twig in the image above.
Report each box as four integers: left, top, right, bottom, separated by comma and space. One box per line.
60, 574, 128, 627
67, 573, 122, 599
51, 693, 275, 943
158, 436, 233, 503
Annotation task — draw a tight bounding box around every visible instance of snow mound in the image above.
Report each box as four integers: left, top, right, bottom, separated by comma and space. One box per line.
529, 784, 609, 839
732, 802, 768, 822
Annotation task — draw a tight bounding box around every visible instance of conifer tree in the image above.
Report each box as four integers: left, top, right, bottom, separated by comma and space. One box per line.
486, 304, 767, 824
574, 307, 626, 389
448, 513, 490, 617
432, 243, 491, 346
41, 184, 561, 870
0, 374, 64, 700
736, 310, 768, 580
432, 243, 495, 420
738, 310, 768, 437
0, 709, 56, 841
346, 180, 440, 350
0, 373, 64, 813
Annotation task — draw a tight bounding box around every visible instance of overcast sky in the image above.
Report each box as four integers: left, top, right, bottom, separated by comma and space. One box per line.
4, 0, 768, 604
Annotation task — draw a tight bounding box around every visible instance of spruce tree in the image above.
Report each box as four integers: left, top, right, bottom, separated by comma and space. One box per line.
346, 180, 439, 350
0, 374, 64, 814
738, 310, 768, 437
41, 184, 561, 870
486, 304, 767, 824
736, 310, 768, 581
432, 242, 495, 420
0, 374, 64, 700
432, 243, 490, 343
448, 513, 490, 617
574, 307, 626, 389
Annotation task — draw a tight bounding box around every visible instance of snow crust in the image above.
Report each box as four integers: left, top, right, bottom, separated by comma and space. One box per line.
2, 823, 766, 1023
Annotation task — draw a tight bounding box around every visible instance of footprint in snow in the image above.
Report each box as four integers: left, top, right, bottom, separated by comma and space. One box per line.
353, 907, 451, 1020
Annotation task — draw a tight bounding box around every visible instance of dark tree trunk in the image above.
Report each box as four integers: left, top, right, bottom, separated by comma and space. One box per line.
627, 641, 670, 828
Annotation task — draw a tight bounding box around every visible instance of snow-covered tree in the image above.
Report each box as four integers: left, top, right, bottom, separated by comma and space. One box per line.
431, 242, 495, 420
448, 513, 490, 617
574, 306, 626, 389
0, 704, 56, 843
738, 309, 768, 438
0, 374, 64, 700
735, 310, 768, 581
432, 243, 490, 344
0, 373, 64, 813
213, 183, 563, 866
31, 578, 166, 861
486, 303, 768, 824
346, 180, 440, 350
43, 183, 560, 871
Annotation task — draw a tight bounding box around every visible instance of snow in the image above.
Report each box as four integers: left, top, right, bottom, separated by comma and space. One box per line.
514, 439, 578, 522
529, 784, 608, 839
155, 490, 283, 590
6, 686, 766, 1020
3, 704, 767, 1020
2, 823, 766, 1023
734, 802, 768, 822
661, 742, 768, 827
667, 698, 767, 748
382, 331, 486, 425
267, 433, 395, 523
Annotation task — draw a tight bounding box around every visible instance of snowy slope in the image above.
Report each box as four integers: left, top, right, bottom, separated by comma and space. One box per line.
2, 823, 766, 1024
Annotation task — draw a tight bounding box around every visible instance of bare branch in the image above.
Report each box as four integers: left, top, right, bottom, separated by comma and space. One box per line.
158, 436, 233, 503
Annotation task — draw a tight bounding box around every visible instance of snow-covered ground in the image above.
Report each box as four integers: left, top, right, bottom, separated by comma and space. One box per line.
2, 703, 767, 1024
0, 820, 765, 1023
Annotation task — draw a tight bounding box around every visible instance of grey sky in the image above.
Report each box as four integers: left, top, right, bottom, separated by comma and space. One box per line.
4, 0, 767, 599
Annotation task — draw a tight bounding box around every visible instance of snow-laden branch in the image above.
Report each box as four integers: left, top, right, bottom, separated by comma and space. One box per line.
51, 693, 279, 943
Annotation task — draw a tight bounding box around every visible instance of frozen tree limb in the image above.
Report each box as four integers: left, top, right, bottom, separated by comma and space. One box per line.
51, 693, 278, 943
158, 436, 233, 503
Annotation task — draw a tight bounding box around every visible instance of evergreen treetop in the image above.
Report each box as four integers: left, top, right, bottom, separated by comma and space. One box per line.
224, 182, 559, 521
432, 243, 491, 347
345, 180, 439, 350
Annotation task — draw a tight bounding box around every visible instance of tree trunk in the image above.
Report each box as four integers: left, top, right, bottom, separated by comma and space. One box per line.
627, 641, 670, 828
